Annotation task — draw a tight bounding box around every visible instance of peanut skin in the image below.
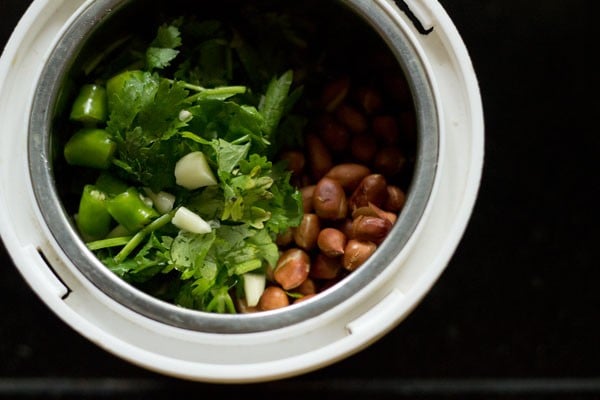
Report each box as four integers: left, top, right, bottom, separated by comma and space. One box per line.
293, 213, 320, 250
313, 177, 348, 220
355, 86, 383, 115
349, 174, 388, 210
351, 215, 392, 245
296, 278, 317, 295
317, 227, 347, 257
258, 286, 290, 310
385, 185, 406, 212
324, 163, 371, 192
350, 134, 378, 163
300, 185, 316, 213
372, 115, 400, 144
310, 253, 342, 280
336, 104, 368, 134
374, 146, 406, 177
275, 228, 294, 247
319, 115, 350, 153
306, 133, 333, 180
342, 240, 377, 271
321, 76, 350, 112
274, 248, 311, 290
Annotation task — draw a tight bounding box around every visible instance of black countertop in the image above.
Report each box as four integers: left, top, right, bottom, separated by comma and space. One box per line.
0, 1, 596, 399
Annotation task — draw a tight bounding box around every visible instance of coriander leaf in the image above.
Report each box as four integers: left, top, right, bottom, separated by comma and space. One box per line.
101, 233, 170, 283
107, 71, 160, 136
146, 23, 182, 71
136, 78, 189, 140
187, 100, 267, 151
106, 71, 195, 190
154, 23, 182, 49
212, 225, 275, 275
219, 154, 275, 226
115, 131, 197, 190
206, 138, 250, 175
147, 48, 180, 71
170, 230, 216, 280
247, 228, 279, 268
186, 185, 224, 221
205, 285, 236, 314
239, 152, 272, 174
259, 69, 293, 138
107, 72, 189, 142
261, 163, 303, 234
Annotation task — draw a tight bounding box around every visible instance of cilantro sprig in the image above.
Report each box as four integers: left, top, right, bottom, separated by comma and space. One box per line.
73, 17, 305, 313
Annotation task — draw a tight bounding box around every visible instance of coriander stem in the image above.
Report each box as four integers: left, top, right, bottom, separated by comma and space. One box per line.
186, 86, 247, 102
166, 78, 246, 100
87, 236, 133, 251
113, 211, 174, 264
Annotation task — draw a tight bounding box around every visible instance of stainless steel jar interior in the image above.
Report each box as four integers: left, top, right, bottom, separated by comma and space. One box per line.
28, 0, 438, 333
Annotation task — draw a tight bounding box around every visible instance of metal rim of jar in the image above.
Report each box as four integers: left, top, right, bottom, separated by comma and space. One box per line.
28, 0, 439, 333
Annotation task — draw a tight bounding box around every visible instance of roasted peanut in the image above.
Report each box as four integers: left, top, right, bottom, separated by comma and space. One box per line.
353, 203, 397, 224
336, 218, 355, 240
342, 239, 377, 271
319, 115, 350, 153
279, 150, 305, 176
313, 177, 348, 220
385, 185, 406, 212
349, 174, 388, 210
369, 202, 398, 224
275, 227, 294, 247
350, 134, 378, 163
274, 248, 311, 290
372, 115, 400, 144
336, 104, 368, 134
310, 253, 342, 279
300, 185, 316, 213
296, 278, 317, 295
374, 146, 406, 177
351, 205, 380, 219
355, 86, 383, 114
317, 227, 347, 257
306, 133, 333, 180
263, 70, 416, 311
293, 213, 320, 250
321, 76, 350, 112
324, 163, 371, 192
258, 286, 290, 310
351, 215, 392, 244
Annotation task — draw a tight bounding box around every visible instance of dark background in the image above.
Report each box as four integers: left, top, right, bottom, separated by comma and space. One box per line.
0, 0, 596, 399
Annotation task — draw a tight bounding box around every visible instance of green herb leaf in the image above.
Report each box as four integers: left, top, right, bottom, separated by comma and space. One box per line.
77, 14, 308, 314
146, 23, 182, 71
259, 70, 293, 138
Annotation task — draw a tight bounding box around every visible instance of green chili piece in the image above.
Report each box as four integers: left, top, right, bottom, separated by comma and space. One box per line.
69, 84, 107, 124
106, 187, 159, 232
95, 172, 128, 196
64, 128, 116, 169
76, 185, 112, 241
106, 70, 145, 100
